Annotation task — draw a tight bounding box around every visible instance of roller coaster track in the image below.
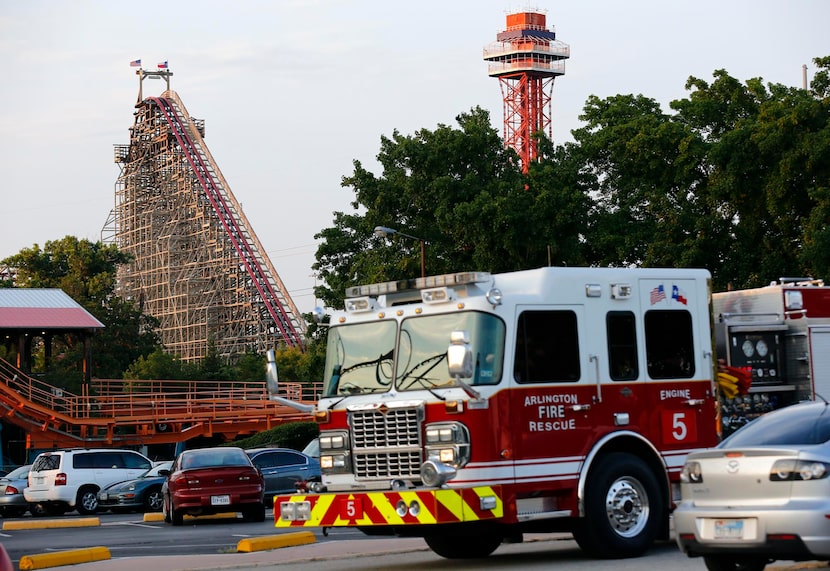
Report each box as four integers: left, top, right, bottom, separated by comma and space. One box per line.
0, 358, 315, 450
147, 92, 304, 348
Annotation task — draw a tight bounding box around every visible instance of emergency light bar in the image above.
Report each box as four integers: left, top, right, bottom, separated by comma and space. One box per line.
345, 272, 491, 300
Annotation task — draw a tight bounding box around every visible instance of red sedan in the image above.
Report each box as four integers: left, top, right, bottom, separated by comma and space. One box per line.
161, 446, 265, 525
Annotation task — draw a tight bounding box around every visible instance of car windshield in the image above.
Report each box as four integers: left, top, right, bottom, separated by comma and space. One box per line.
180, 448, 250, 469
4, 465, 29, 479
143, 462, 172, 477
721, 401, 830, 447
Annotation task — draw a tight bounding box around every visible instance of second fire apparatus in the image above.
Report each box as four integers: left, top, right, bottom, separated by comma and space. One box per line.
273, 267, 719, 559
712, 278, 830, 436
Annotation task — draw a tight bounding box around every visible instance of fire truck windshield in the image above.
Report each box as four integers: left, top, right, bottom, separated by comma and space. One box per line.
323, 320, 397, 397
396, 312, 505, 391
322, 312, 505, 398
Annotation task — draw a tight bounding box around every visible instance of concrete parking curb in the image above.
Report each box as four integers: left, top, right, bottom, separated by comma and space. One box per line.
2, 517, 100, 530
141, 512, 239, 523
18, 546, 110, 570
236, 531, 316, 552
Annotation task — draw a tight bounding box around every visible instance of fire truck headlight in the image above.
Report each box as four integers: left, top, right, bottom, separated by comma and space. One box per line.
320, 453, 348, 471
319, 432, 349, 450
424, 422, 470, 468
427, 448, 456, 464
420, 460, 457, 487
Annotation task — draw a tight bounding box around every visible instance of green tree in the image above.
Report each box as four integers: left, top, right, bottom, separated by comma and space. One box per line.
2, 236, 160, 380
570, 58, 830, 291
123, 348, 197, 381
235, 351, 266, 382
573, 93, 728, 275
197, 336, 236, 380
314, 106, 594, 308
276, 339, 326, 385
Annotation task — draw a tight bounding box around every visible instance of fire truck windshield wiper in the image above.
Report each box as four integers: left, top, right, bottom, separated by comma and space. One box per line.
399, 353, 448, 396
328, 349, 394, 400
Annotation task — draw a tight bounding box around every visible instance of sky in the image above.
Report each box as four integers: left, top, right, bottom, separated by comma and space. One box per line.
0, 1, 827, 315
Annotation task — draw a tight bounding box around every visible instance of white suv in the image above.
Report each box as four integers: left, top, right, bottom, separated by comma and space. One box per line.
25, 448, 152, 515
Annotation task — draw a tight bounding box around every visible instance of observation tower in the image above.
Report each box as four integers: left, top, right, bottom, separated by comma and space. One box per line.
484, 9, 570, 172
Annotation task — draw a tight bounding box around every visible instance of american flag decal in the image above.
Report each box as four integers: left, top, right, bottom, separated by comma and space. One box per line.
650, 284, 666, 304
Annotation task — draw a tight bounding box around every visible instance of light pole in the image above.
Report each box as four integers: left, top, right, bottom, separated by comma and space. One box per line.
374, 226, 426, 278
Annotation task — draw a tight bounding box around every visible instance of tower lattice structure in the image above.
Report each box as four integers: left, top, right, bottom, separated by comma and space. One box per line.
483, 9, 570, 173
107, 69, 305, 361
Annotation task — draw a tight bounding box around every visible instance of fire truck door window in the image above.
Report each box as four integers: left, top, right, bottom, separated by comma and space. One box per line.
645, 310, 695, 379
607, 311, 638, 381
514, 310, 580, 383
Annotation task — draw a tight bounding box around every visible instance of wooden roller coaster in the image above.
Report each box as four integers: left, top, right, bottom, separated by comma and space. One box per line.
0, 357, 315, 450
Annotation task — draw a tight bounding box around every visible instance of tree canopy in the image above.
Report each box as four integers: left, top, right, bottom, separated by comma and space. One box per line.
315, 57, 830, 306
2, 236, 160, 381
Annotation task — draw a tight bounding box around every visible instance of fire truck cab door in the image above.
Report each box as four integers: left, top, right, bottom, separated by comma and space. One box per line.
641, 277, 715, 453
510, 305, 599, 477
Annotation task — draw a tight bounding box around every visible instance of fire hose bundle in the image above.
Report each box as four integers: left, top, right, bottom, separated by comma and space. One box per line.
717, 366, 752, 398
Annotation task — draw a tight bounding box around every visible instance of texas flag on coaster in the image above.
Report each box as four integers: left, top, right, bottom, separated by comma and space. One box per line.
129, 59, 141, 67
157, 61, 168, 69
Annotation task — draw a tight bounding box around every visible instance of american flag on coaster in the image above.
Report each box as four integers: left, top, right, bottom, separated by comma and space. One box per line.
157, 61, 168, 69
650, 284, 666, 305
129, 59, 141, 67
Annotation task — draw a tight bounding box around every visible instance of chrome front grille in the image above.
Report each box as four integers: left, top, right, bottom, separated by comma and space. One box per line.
350, 405, 422, 479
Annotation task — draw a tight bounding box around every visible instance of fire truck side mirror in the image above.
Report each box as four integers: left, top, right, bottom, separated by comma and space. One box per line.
266, 348, 279, 395
447, 330, 474, 378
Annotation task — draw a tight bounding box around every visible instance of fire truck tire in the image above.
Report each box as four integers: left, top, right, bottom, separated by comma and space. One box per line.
573, 452, 663, 558
424, 530, 503, 559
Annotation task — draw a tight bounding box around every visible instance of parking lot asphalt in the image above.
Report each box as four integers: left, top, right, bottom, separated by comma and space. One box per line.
36, 535, 430, 571
26, 534, 830, 571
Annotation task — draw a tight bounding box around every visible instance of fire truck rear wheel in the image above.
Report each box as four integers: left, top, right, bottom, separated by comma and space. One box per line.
424, 530, 503, 559
573, 452, 663, 558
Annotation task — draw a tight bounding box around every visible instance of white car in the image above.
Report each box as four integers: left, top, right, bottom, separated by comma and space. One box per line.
675, 400, 830, 571
24, 448, 152, 515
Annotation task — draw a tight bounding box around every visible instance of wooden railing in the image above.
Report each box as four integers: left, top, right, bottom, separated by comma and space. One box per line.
0, 357, 321, 448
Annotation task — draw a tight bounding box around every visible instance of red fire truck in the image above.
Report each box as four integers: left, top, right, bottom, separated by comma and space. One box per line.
273, 267, 719, 559
712, 277, 830, 436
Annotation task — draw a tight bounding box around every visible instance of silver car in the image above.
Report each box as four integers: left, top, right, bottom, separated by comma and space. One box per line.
675, 400, 830, 571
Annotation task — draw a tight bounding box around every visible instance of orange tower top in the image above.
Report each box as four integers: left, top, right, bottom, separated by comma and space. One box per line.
484, 9, 570, 172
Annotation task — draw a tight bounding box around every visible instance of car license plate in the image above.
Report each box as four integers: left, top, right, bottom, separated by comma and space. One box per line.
714, 519, 744, 539
211, 495, 231, 506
